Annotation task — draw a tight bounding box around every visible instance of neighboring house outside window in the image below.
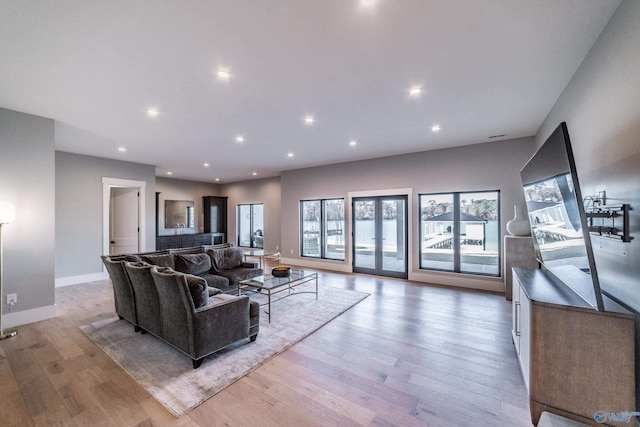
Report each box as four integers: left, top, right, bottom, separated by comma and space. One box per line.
419, 191, 500, 276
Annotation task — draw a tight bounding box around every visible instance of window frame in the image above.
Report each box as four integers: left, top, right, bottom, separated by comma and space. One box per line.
300, 198, 345, 260
419, 190, 500, 277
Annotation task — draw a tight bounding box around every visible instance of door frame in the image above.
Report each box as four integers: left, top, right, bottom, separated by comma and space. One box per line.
347, 188, 413, 277
102, 177, 146, 260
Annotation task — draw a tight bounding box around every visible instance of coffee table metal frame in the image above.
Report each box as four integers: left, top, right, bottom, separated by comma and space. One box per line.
238, 269, 318, 323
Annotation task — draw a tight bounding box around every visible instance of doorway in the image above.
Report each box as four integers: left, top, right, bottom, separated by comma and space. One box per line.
109, 187, 139, 254
237, 203, 264, 248
102, 177, 146, 257
353, 195, 408, 279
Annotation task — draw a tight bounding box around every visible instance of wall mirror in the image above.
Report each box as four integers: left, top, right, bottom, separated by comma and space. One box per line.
165, 200, 195, 228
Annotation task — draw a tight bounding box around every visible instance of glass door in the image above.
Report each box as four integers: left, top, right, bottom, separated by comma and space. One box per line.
353, 196, 407, 279
237, 203, 264, 248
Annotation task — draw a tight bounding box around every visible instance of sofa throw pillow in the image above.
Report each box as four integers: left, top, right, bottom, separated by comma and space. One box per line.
185, 274, 208, 308
208, 247, 244, 271
175, 253, 211, 275
140, 253, 175, 269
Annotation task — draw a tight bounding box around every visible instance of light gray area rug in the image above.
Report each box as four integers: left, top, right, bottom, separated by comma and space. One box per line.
80, 284, 369, 417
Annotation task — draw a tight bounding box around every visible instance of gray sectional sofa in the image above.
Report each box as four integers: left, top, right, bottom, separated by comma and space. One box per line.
101, 244, 262, 368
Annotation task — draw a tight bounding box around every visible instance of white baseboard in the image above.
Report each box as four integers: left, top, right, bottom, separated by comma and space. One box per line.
2, 304, 57, 328
55, 271, 108, 287
280, 257, 352, 273
408, 270, 504, 293
280, 257, 504, 293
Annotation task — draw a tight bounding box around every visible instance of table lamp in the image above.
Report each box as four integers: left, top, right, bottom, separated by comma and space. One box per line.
0, 201, 17, 340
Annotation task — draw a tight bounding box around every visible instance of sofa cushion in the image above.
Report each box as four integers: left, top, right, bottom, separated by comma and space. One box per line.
140, 253, 175, 269
185, 274, 209, 308
175, 253, 211, 276
198, 273, 230, 289
208, 247, 244, 271
208, 287, 222, 297
213, 267, 264, 287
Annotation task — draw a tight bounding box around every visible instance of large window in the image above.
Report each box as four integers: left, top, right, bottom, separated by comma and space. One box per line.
419, 191, 500, 276
300, 199, 345, 260
237, 203, 264, 248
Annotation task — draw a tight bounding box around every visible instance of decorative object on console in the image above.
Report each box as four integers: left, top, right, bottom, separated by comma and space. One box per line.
506, 204, 531, 236
0, 201, 17, 340
271, 266, 291, 278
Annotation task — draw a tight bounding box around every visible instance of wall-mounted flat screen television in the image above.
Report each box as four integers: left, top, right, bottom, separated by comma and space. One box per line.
520, 122, 604, 311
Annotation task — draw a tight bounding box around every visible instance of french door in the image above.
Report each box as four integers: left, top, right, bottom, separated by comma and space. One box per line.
353, 196, 407, 279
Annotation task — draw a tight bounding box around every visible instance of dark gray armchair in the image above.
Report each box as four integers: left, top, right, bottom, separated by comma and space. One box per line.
101, 255, 138, 331
151, 267, 259, 368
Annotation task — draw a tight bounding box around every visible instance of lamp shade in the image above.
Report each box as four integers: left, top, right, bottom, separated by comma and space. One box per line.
0, 201, 16, 224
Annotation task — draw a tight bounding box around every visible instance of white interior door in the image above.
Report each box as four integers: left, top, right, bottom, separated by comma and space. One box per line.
109, 187, 139, 255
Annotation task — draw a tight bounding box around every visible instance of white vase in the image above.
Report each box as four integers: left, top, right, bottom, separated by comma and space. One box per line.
506, 205, 531, 236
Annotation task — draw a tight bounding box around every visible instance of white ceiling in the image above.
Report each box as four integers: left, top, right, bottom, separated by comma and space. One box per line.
0, 0, 620, 183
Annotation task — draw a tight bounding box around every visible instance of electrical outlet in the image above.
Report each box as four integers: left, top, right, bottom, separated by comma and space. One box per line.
6, 294, 17, 305
290, 249, 294, 255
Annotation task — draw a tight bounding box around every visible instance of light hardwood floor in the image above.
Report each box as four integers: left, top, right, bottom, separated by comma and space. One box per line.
0, 266, 532, 426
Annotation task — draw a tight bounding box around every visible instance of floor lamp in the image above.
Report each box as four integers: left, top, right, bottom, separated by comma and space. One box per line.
0, 201, 17, 340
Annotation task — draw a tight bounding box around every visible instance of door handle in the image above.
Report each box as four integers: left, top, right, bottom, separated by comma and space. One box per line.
110, 240, 116, 244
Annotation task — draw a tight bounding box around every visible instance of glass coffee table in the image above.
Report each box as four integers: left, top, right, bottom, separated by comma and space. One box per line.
238, 269, 318, 323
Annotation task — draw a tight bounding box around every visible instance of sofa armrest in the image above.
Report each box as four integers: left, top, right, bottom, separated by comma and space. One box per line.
241, 261, 259, 269
191, 295, 250, 355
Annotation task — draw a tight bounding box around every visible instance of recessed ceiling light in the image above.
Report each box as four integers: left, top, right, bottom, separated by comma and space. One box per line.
235, 135, 244, 143
350, 140, 357, 147
217, 69, 230, 80
203, 163, 210, 167
215, 178, 220, 182
147, 108, 159, 118
118, 147, 126, 152
409, 87, 422, 96
304, 115, 315, 125
167, 171, 173, 175
361, 0, 375, 5
431, 125, 441, 132
252, 172, 258, 176
287, 152, 294, 158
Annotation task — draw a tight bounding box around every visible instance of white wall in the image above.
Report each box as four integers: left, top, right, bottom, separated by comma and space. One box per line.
280, 137, 535, 292
0, 108, 56, 327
